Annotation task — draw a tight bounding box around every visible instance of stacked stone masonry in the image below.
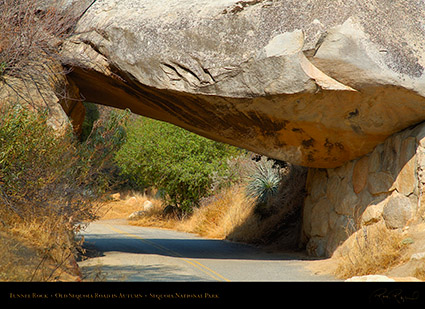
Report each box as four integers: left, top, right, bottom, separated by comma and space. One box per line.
303, 121, 425, 257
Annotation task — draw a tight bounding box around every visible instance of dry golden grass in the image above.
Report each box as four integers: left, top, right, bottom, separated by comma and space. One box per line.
100, 191, 169, 222
101, 180, 305, 252
0, 231, 40, 281
175, 186, 256, 239
414, 264, 425, 281
99, 192, 149, 219
334, 222, 410, 279
101, 187, 258, 239
0, 214, 82, 281
102, 185, 300, 248
98, 188, 425, 281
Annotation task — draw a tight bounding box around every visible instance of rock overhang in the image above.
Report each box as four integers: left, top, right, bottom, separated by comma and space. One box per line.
58, 0, 425, 168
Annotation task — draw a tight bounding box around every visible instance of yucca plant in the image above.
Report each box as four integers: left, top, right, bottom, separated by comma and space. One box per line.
245, 157, 282, 216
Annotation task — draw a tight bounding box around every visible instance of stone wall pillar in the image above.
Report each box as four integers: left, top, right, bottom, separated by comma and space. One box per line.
302, 122, 425, 257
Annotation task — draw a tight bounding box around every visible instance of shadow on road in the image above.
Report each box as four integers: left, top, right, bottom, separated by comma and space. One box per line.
80, 232, 323, 262
81, 263, 208, 282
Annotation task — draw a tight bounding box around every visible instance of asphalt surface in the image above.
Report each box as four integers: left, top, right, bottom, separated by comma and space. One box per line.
77, 219, 337, 282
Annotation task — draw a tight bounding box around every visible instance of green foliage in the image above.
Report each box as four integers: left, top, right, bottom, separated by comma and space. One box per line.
0, 62, 6, 76
80, 102, 100, 142
76, 107, 130, 193
0, 104, 129, 223
114, 116, 240, 213
0, 105, 129, 281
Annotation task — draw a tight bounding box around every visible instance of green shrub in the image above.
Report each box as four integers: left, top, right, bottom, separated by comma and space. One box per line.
0, 104, 129, 224
114, 116, 240, 213
80, 102, 100, 142
0, 104, 129, 281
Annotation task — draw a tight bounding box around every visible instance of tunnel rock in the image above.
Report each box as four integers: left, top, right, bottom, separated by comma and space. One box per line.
58, 0, 425, 168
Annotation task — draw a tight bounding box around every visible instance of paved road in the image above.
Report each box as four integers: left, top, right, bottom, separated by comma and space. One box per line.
77, 219, 337, 282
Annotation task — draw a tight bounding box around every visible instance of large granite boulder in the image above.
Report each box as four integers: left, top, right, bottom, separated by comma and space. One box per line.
59, 0, 425, 168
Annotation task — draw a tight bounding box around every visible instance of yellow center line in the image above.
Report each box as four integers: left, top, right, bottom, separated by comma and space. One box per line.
106, 224, 231, 282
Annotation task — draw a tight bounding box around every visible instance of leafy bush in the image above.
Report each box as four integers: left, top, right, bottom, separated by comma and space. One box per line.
0, 104, 128, 220
0, 105, 128, 280
80, 102, 101, 142
0, 0, 131, 281
114, 116, 240, 213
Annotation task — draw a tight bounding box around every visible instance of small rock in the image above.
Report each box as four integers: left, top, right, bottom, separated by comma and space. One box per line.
345, 275, 395, 282
382, 191, 414, 229
361, 201, 385, 226
306, 237, 327, 257
410, 252, 425, 261
143, 200, 154, 211
353, 156, 369, 194
128, 210, 146, 220
367, 172, 394, 195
